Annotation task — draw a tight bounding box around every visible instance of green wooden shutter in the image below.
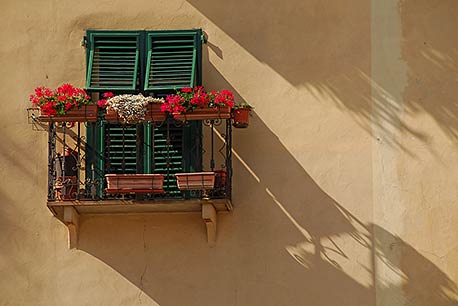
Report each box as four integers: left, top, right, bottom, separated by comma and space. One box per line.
86, 31, 140, 91
144, 30, 200, 91
105, 124, 139, 174
152, 124, 184, 196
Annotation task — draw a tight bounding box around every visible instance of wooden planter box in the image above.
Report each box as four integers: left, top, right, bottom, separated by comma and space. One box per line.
175, 172, 216, 191
174, 106, 231, 121
38, 105, 98, 122
105, 174, 165, 194
105, 103, 166, 122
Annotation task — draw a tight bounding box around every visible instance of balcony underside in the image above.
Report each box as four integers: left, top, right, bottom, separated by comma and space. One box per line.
48, 199, 230, 249
47, 198, 232, 217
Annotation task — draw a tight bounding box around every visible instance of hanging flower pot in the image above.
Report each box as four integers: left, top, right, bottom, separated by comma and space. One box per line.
162, 87, 234, 121
175, 172, 216, 191
30, 84, 98, 122
105, 174, 165, 194
232, 103, 253, 128
38, 104, 98, 122
100, 93, 165, 123
105, 103, 166, 123
173, 105, 231, 121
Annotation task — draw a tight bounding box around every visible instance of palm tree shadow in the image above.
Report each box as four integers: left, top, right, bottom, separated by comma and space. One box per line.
187, 0, 458, 154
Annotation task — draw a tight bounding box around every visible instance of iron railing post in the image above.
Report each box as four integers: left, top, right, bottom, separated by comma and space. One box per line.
47, 122, 56, 201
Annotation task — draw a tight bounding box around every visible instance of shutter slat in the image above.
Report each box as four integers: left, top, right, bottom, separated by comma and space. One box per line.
152, 125, 183, 195
145, 33, 198, 91
87, 33, 139, 90
105, 124, 138, 174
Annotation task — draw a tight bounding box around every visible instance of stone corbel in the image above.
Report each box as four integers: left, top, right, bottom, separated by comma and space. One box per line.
202, 202, 217, 247
63, 206, 79, 249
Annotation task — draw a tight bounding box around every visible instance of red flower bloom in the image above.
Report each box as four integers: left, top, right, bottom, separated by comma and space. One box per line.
30, 84, 92, 116
103, 92, 114, 98
97, 99, 108, 108
57, 83, 75, 96
181, 87, 192, 93
64, 102, 73, 111
41, 101, 57, 116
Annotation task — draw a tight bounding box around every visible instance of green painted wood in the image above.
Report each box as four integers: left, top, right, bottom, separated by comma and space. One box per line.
152, 123, 184, 195
86, 31, 140, 91
84, 29, 204, 199
144, 30, 201, 91
105, 124, 138, 174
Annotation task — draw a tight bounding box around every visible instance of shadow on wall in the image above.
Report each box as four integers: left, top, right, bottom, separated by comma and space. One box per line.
77, 110, 458, 306
187, 0, 458, 153
75, 1, 458, 304
77, 70, 458, 305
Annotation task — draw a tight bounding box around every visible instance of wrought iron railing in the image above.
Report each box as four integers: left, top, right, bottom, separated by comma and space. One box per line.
40, 116, 232, 202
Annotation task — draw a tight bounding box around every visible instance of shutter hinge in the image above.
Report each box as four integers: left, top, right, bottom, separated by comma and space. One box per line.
201, 34, 207, 44
81, 36, 88, 48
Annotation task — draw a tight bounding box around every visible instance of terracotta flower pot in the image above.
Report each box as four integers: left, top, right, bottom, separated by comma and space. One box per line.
105, 174, 165, 194
214, 170, 227, 189
232, 107, 251, 128
173, 106, 231, 121
39, 105, 98, 122
105, 103, 165, 123
54, 176, 78, 201
175, 172, 216, 190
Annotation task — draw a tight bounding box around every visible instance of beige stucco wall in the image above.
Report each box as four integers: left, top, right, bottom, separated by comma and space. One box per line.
0, 0, 457, 305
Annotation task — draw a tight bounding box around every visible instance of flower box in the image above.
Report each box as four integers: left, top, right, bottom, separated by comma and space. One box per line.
173, 106, 231, 121
38, 105, 98, 122
105, 174, 165, 194
105, 103, 165, 123
175, 172, 216, 190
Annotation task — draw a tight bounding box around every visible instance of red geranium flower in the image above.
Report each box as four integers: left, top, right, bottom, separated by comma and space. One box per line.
97, 99, 108, 108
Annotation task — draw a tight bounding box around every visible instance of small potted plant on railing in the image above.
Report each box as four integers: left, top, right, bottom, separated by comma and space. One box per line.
161, 87, 233, 121
232, 102, 253, 128
30, 84, 97, 122
99, 93, 165, 123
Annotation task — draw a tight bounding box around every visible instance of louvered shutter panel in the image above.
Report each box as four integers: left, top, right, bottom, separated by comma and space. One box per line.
86, 32, 140, 91
152, 124, 184, 196
105, 124, 138, 174
144, 31, 200, 91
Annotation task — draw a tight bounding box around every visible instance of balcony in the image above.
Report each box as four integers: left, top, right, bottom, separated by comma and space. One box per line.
29, 107, 234, 247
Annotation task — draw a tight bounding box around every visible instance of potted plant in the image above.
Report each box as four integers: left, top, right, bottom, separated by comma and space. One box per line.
232, 102, 253, 128
105, 173, 165, 194
161, 87, 233, 121
30, 84, 97, 122
99, 93, 165, 123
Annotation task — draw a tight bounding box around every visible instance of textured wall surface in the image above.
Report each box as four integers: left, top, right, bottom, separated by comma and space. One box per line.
0, 0, 457, 305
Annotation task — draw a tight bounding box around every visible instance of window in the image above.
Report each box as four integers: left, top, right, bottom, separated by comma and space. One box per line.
84, 29, 203, 199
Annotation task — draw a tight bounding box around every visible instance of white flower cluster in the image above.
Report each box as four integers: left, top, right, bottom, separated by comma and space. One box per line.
107, 94, 164, 123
